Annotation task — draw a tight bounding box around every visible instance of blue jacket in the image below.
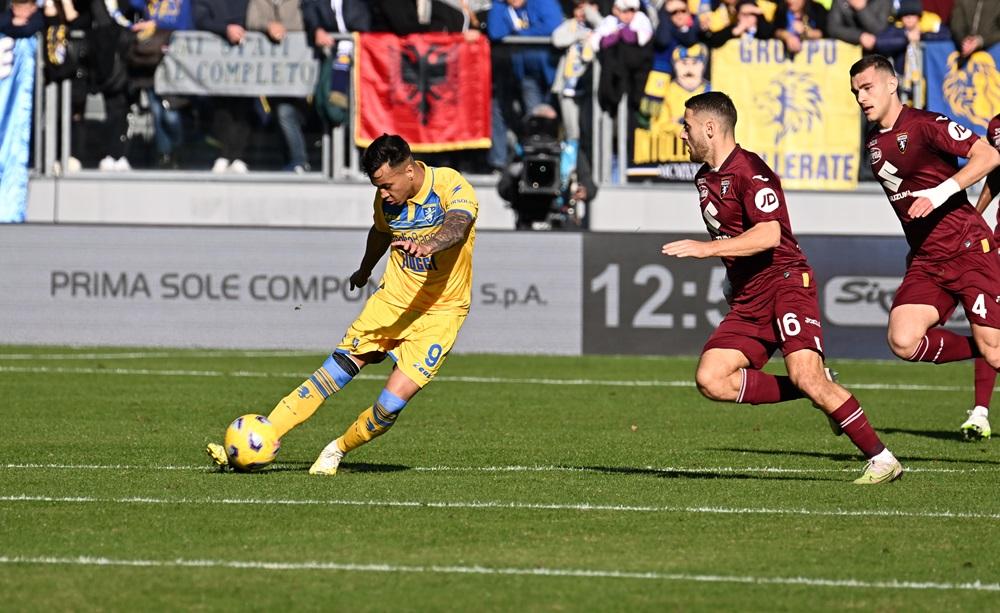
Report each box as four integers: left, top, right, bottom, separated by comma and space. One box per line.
194, 0, 248, 36
130, 0, 194, 30
486, 0, 562, 85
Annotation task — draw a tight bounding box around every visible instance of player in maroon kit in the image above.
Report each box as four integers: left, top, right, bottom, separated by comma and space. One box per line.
963, 113, 1000, 440
662, 91, 903, 484
849, 55, 1000, 440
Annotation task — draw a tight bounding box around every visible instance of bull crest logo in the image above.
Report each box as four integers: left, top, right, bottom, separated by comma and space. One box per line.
755, 70, 823, 145
896, 132, 908, 153
400, 44, 452, 125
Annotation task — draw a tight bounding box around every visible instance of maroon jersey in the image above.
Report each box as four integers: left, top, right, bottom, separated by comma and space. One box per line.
694, 145, 809, 303
987, 113, 1000, 230
866, 106, 989, 261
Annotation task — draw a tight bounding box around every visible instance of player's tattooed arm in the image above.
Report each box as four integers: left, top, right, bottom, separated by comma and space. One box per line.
391, 210, 473, 257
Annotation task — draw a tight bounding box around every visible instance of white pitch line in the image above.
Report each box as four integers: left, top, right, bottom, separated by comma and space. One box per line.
0, 554, 996, 592
0, 364, 978, 392
3, 493, 1000, 520
0, 462, 992, 474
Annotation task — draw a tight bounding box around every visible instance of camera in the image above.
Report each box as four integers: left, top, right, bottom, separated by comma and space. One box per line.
517, 114, 562, 197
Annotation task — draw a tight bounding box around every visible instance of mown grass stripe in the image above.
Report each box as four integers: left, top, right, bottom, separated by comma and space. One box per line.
0, 555, 996, 592
3, 494, 999, 520
0, 365, 978, 392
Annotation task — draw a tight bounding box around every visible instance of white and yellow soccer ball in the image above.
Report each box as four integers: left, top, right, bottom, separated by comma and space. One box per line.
224, 414, 281, 472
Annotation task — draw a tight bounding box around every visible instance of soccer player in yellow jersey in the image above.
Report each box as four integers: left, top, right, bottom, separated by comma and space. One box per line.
206, 133, 478, 474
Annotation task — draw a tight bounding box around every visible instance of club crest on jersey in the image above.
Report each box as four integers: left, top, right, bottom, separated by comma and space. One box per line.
896, 133, 908, 153
869, 147, 882, 163
720, 178, 731, 197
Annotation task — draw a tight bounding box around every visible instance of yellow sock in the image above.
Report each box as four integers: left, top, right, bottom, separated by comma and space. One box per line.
337, 403, 398, 454
267, 365, 344, 438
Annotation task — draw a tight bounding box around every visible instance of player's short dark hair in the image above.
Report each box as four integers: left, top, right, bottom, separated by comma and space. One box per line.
361, 134, 412, 178
684, 91, 738, 131
849, 54, 895, 78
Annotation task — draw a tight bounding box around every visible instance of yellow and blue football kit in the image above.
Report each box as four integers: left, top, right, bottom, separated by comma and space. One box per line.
337, 161, 477, 388
249, 162, 477, 470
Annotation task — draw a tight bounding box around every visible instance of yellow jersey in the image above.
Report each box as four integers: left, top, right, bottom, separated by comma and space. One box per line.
372, 162, 478, 314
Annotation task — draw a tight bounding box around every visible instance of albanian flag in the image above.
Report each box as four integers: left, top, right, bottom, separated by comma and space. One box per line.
354, 32, 492, 152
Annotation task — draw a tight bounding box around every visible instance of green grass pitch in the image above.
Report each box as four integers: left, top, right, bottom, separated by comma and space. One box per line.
2, 346, 1000, 610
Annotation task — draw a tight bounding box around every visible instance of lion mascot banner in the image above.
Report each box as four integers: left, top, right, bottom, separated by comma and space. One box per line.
925, 40, 1000, 137
710, 38, 861, 191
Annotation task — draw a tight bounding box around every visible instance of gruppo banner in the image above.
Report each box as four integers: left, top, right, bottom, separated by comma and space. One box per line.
155, 31, 318, 97
925, 40, 1000, 136
712, 38, 861, 191
0, 35, 36, 223
354, 33, 491, 152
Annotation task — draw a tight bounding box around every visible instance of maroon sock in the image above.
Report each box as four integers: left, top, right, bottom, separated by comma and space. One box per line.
974, 357, 997, 408
830, 396, 885, 458
737, 369, 805, 405
906, 328, 980, 364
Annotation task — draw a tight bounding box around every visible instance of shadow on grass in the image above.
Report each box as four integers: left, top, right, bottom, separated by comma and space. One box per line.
575, 465, 833, 482
878, 427, 965, 442
711, 446, 1000, 466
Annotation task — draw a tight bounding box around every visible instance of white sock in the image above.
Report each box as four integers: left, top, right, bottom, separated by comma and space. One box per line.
972, 405, 989, 418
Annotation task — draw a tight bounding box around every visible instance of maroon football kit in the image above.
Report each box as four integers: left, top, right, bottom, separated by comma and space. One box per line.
695, 145, 824, 369
987, 113, 1000, 240
866, 106, 1000, 329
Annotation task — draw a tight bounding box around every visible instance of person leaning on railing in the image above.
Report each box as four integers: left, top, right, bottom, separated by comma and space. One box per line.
0, 0, 44, 37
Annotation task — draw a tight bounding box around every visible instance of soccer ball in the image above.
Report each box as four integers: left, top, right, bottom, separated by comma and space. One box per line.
224, 414, 281, 472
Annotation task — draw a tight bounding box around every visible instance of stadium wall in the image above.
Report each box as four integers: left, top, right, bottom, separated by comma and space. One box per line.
23, 175, 966, 236
4, 223, 974, 359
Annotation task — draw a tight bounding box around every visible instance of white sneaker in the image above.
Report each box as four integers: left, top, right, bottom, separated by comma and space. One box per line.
98, 156, 116, 171
114, 157, 131, 172
211, 158, 229, 173
67, 157, 82, 173
309, 439, 345, 476
961, 406, 991, 441
228, 159, 248, 174
853, 449, 903, 484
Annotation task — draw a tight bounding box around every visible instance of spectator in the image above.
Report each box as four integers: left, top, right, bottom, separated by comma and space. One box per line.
594, 0, 654, 114
774, 0, 827, 55
875, 0, 948, 106
370, 0, 467, 33
194, 0, 253, 173
703, 0, 775, 48
247, 0, 312, 172
486, 0, 563, 170
827, 0, 892, 52
128, 0, 193, 169
551, 0, 600, 209
40, 0, 86, 172
654, 0, 702, 60
551, 0, 600, 139
89, 0, 133, 171
1, 0, 44, 37
302, 0, 370, 47
950, 0, 1000, 60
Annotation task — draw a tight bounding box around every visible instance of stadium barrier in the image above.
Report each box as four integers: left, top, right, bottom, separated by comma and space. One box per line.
2, 224, 968, 359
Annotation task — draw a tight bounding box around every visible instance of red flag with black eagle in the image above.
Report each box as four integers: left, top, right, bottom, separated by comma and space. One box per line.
353, 32, 492, 152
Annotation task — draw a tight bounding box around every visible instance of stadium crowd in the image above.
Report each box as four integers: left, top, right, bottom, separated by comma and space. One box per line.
0, 0, 995, 226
